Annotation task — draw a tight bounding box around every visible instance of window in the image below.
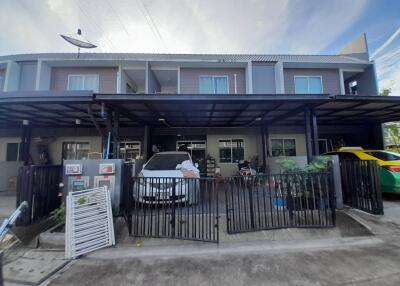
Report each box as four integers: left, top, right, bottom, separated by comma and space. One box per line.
365, 151, 400, 161
271, 139, 296, 156
144, 153, 191, 170
294, 76, 322, 94
67, 74, 99, 92
0, 76, 3, 91
199, 76, 228, 94
119, 141, 141, 161
6, 143, 20, 161
219, 139, 244, 163
337, 152, 360, 160
62, 142, 90, 160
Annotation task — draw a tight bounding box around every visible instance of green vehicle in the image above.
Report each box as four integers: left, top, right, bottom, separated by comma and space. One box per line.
324, 147, 400, 194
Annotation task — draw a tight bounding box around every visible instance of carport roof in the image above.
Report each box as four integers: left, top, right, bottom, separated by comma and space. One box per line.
0, 92, 400, 128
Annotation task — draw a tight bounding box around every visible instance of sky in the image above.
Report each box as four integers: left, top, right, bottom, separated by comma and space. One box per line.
0, 0, 399, 94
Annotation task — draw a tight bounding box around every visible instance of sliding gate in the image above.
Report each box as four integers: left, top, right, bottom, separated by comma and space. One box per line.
125, 177, 219, 243
225, 173, 336, 234
340, 160, 383, 215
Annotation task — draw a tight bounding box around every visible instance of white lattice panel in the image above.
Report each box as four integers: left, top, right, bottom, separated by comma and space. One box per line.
65, 187, 115, 259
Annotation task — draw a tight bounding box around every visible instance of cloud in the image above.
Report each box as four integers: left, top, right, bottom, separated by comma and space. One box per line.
0, 0, 369, 55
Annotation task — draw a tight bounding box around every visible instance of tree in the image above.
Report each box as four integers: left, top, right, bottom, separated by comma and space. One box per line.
380, 88, 392, 96
385, 123, 400, 153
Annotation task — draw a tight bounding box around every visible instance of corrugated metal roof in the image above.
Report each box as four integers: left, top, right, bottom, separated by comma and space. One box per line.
0, 52, 371, 64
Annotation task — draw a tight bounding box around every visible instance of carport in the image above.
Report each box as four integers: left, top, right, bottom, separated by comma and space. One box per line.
1, 92, 400, 165
2, 92, 399, 241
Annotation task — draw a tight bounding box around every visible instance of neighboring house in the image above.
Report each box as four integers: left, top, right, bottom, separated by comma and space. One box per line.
0, 34, 395, 178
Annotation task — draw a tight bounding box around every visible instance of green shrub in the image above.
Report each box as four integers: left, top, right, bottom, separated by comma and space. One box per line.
50, 204, 66, 224
275, 159, 301, 173
304, 156, 330, 173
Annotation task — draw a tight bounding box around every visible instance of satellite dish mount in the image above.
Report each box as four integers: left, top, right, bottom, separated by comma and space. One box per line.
60, 29, 97, 58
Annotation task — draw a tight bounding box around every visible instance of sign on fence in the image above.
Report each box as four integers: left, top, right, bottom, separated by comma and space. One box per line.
65, 187, 115, 259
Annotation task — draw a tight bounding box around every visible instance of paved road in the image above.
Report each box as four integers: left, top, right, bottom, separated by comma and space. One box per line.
383, 193, 400, 225
44, 205, 400, 286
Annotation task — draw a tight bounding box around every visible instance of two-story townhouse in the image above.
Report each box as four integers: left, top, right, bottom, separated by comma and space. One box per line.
0, 33, 398, 187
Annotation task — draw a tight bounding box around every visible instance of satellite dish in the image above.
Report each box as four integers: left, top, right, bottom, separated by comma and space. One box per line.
60, 29, 97, 57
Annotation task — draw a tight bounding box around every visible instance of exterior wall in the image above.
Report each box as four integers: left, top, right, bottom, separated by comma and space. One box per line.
252, 62, 276, 94
206, 128, 262, 177
148, 69, 160, 93
18, 61, 37, 91
180, 68, 246, 94
0, 69, 5, 91
284, 68, 340, 94
344, 65, 378, 95
0, 161, 23, 191
50, 67, 118, 93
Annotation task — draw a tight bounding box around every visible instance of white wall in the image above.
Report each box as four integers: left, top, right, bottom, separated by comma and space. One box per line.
0, 161, 23, 191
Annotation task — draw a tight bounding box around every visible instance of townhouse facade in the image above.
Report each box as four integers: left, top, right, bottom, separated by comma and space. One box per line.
0, 34, 394, 187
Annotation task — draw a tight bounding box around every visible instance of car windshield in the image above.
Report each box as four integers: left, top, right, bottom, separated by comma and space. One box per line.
365, 151, 400, 161
144, 153, 191, 170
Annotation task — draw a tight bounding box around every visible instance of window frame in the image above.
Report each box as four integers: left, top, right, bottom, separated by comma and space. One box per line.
119, 140, 141, 161
294, 75, 323, 94
62, 141, 91, 160
6, 142, 20, 162
270, 138, 297, 157
67, 74, 100, 92
199, 75, 229, 94
218, 138, 244, 163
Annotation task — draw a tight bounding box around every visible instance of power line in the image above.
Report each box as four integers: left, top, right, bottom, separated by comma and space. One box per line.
135, 0, 167, 51
74, 0, 118, 51
104, 0, 132, 39
371, 26, 400, 59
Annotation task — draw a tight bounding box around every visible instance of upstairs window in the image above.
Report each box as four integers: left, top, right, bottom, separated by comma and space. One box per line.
67, 74, 99, 92
199, 76, 228, 94
219, 139, 244, 163
294, 76, 323, 94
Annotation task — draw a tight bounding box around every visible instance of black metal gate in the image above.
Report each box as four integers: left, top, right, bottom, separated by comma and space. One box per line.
340, 160, 383, 215
126, 177, 219, 243
16, 165, 62, 225
225, 173, 336, 234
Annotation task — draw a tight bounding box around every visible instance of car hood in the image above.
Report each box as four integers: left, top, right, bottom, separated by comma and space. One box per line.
141, 170, 184, 178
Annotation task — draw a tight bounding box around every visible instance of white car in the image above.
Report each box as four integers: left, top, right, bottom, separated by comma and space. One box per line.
135, 151, 200, 204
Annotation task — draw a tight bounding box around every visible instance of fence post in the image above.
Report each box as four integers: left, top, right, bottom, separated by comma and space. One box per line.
247, 178, 255, 230
286, 174, 294, 224
0, 250, 3, 286
171, 178, 176, 238
328, 163, 336, 226
373, 161, 384, 215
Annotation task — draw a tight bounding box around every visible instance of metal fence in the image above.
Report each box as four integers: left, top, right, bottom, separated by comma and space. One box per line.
340, 160, 383, 215
125, 177, 219, 243
16, 165, 62, 226
225, 173, 336, 234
